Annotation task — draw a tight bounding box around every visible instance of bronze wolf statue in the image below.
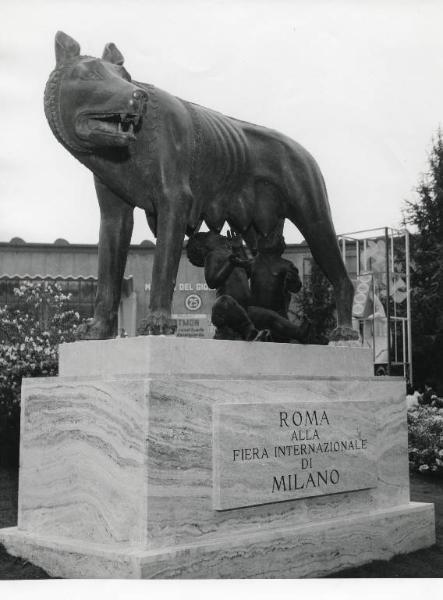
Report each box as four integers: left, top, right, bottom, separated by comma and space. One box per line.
44, 31, 357, 340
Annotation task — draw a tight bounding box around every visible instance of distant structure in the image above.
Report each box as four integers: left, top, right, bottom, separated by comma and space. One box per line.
338, 227, 412, 381
0, 238, 313, 339
0, 229, 410, 377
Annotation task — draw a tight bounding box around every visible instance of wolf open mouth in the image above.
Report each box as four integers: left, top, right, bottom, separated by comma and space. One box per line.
77, 112, 142, 142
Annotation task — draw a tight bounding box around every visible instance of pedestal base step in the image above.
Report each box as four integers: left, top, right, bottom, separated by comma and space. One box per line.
0, 502, 435, 579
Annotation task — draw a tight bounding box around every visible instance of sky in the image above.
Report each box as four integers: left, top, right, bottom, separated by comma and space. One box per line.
1, 0, 443, 245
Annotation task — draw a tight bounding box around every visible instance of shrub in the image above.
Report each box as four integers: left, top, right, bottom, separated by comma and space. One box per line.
294, 260, 336, 344
404, 129, 443, 392
408, 405, 443, 476
0, 280, 83, 467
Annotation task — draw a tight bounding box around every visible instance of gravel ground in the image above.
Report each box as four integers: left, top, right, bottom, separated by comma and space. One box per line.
0, 468, 442, 579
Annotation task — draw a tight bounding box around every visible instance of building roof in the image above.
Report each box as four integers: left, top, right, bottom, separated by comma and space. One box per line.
0, 238, 307, 251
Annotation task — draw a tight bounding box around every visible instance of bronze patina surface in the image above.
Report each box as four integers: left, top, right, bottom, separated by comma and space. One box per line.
186, 231, 310, 343
44, 31, 356, 340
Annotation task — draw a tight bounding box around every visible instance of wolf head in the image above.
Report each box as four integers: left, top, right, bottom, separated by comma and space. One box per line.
44, 31, 149, 154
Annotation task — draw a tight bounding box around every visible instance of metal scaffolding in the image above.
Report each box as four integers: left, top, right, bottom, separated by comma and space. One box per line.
338, 227, 412, 383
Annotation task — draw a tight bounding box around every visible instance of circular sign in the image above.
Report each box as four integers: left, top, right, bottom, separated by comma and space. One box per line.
356, 282, 369, 293
185, 293, 202, 311
353, 304, 364, 316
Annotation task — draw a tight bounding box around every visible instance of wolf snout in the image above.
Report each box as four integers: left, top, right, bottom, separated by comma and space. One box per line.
129, 89, 148, 115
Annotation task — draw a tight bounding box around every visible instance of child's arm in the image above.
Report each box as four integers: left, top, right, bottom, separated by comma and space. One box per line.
204, 251, 237, 289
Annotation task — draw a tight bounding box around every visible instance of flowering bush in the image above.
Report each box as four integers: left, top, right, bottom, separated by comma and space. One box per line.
408, 405, 443, 476
0, 280, 83, 466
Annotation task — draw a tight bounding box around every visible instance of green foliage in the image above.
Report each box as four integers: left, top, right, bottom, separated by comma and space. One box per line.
408, 406, 443, 476
297, 260, 336, 343
0, 281, 82, 466
404, 128, 443, 392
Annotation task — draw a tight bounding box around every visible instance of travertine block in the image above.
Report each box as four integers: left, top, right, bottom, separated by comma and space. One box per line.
213, 400, 377, 509
17, 379, 148, 545
58, 336, 373, 378
0, 338, 435, 578
0, 502, 435, 578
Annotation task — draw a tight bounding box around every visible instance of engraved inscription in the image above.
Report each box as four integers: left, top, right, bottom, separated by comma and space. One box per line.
213, 401, 377, 510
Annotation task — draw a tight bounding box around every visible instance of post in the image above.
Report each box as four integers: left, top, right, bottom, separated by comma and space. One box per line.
405, 229, 413, 386
384, 228, 391, 376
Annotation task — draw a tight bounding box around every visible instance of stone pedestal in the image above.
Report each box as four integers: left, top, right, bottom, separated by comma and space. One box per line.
0, 338, 435, 578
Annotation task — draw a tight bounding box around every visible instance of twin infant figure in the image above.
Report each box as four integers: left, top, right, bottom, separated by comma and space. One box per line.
186, 230, 311, 343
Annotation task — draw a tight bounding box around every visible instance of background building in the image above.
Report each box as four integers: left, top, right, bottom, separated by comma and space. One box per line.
0, 237, 311, 338
0, 229, 411, 379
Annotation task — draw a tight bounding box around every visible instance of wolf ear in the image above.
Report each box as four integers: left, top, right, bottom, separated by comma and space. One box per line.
102, 43, 124, 65
55, 31, 80, 65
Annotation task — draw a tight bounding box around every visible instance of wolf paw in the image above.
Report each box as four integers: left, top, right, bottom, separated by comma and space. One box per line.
328, 326, 360, 346
75, 318, 116, 340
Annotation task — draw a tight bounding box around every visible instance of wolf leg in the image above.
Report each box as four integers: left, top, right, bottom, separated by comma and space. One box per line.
287, 198, 357, 342
77, 177, 133, 340
138, 192, 189, 335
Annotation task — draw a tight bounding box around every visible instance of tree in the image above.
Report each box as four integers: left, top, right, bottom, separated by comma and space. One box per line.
0, 281, 83, 466
404, 128, 443, 393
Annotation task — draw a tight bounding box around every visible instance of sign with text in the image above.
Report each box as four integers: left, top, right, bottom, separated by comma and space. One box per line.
172, 314, 214, 338
213, 401, 377, 510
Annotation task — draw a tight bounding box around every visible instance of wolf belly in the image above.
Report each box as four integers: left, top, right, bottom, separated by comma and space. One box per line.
185, 102, 252, 232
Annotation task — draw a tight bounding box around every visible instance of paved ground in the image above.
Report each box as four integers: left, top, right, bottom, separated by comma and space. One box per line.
0, 468, 442, 579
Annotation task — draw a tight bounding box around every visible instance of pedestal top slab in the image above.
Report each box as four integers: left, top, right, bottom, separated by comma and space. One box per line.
59, 337, 373, 379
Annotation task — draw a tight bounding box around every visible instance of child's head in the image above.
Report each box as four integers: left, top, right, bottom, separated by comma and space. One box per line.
186, 231, 228, 266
